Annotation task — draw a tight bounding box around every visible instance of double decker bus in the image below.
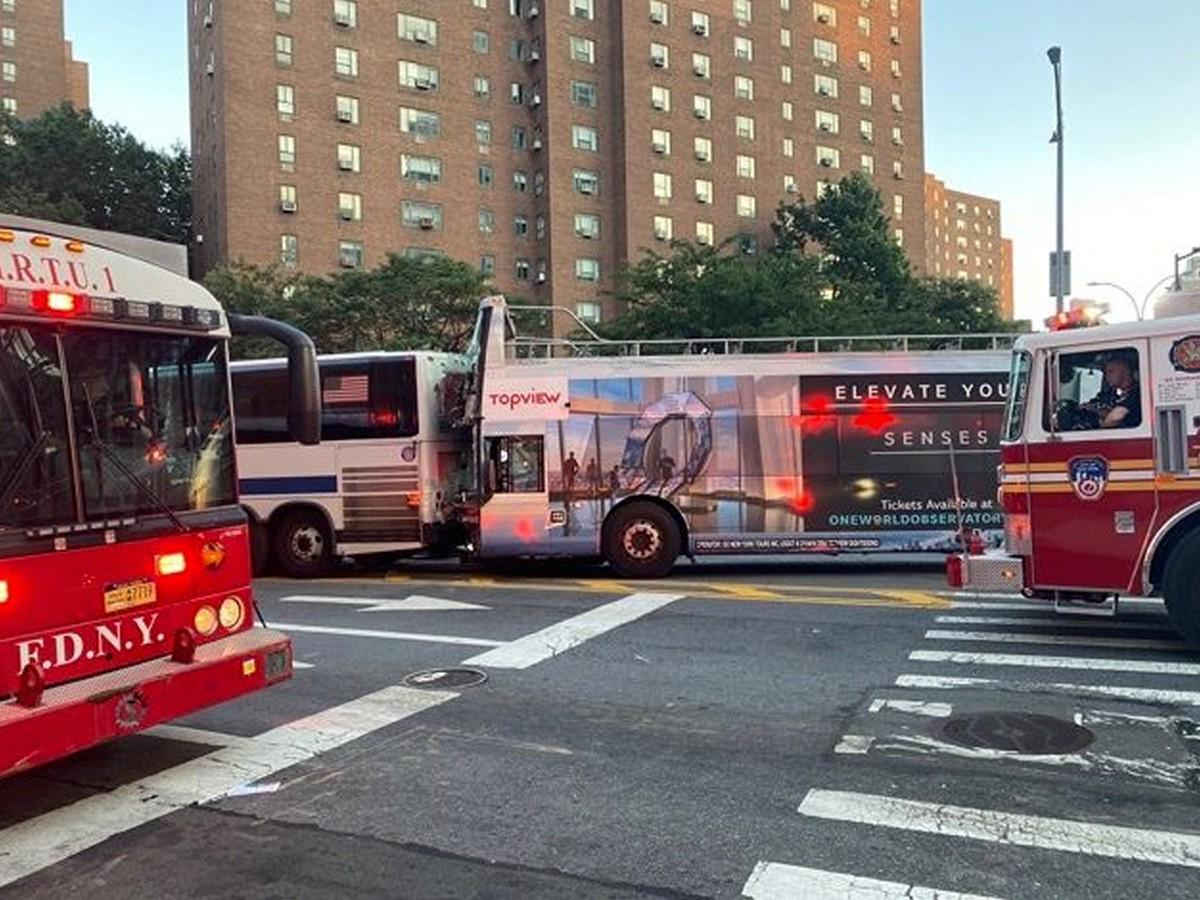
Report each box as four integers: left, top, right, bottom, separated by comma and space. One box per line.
0, 220, 320, 777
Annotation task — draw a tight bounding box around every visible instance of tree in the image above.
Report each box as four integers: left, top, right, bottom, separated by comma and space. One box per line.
0, 105, 191, 243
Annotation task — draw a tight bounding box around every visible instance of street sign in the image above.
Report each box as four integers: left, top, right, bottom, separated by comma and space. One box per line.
1049, 251, 1072, 296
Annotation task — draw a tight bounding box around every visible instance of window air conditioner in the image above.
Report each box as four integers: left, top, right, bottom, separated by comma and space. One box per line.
819, 158, 833, 167
650, 11, 665, 24
336, 108, 354, 122
528, 4, 541, 18
652, 142, 667, 154
819, 122, 832, 132
203, 14, 212, 28
529, 48, 541, 62
536, 272, 547, 283
339, 209, 355, 221
413, 33, 430, 44
532, 137, 544, 150
339, 253, 357, 268
817, 86, 831, 96
205, 62, 215, 76
419, 217, 435, 230
652, 98, 666, 110
890, 34, 901, 45
785, 183, 798, 194
280, 199, 297, 213
694, 108, 707, 119
334, 12, 352, 27
579, 183, 595, 194
693, 64, 707, 77
694, 149, 709, 161
338, 159, 354, 171
579, 230, 595, 239
818, 13, 830, 23
696, 192, 708, 202
414, 78, 434, 91
694, 23, 708, 36
530, 93, 542, 106
652, 56, 666, 68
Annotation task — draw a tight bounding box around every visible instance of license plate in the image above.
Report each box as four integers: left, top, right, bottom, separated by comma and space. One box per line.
103, 579, 157, 614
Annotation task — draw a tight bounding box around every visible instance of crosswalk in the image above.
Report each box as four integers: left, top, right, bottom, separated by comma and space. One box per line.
744, 594, 1200, 898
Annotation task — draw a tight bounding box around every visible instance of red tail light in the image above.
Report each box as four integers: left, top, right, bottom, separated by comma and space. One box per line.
156, 552, 187, 576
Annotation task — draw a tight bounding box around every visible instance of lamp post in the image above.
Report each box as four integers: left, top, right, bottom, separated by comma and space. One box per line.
1086, 274, 1175, 321
1173, 246, 1200, 291
1048, 46, 1065, 317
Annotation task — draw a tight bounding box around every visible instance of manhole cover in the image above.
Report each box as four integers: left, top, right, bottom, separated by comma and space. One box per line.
938, 711, 1094, 755
403, 668, 488, 689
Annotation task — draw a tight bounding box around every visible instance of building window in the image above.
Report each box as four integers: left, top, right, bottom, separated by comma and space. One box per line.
734, 36, 753, 61
399, 60, 439, 91
816, 145, 840, 168
735, 115, 755, 140
695, 179, 713, 204
781, 100, 794, 121
651, 128, 672, 155
398, 13, 438, 45
473, 30, 489, 53
513, 214, 529, 237
814, 2, 837, 24
511, 126, 527, 149
891, 92, 904, 112
857, 13, 870, 34
478, 209, 495, 233
275, 0, 292, 14
337, 192, 363, 221
891, 125, 903, 146
780, 65, 792, 85
650, 0, 669, 24
736, 194, 757, 218
733, 0, 752, 23
860, 153, 874, 173
475, 0, 488, 7
278, 134, 296, 171
480, 254, 496, 275
734, 75, 754, 100
572, 124, 599, 151
860, 119, 874, 141
691, 10, 710, 35
339, 241, 364, 269
279, 184, 297, 212
694, 136, 712, 161
510, 82, 526, 105
780, 28, 791, 48
402, 154, 442, 183
653, 171, 673, 199
893, 160, 905, 179
510, 38, 526, 60
478, 164, 493, 186
573, 169, 600, 194
474, 75, 491, 98
781, 138, 794, 157
336, 142, 361, 172
696, 221, 714, 245
893, 194, 903, 218
335, 95, 359, 124
575, 258, 601, 281
571, 80, 597, 107
783, 174, 797, 195
333, 0, 357, 27
653, 215, 673, 240
736, 154, 756, 179
513, 170, 528, 192
536, 215, 546, 240
692, 52, 711, 79
891, 59, 902, 78
276, 84, 295, 119
693, 94, 711, 120
575, 213, 601, 238
858, 50, 872, 71
515, 259, 531, 281
275, 33, 292, 66
571, 0, 595, 20
813, 38, 837, 64
1, 61, 14, 83
400, 106, 440, 136
576, 301, 602, 324
815, 73, 837, 98
651, 85, 671, 111
280, 234, 299, 267
860, 85, 873, 107
816, 109, 839, 135
401, 201, 442, 230
650, 42, 669, 69
475, 120, 492, 144
570, 35, 595, 63
335, 46, 358, 78
2, 96, 16, 115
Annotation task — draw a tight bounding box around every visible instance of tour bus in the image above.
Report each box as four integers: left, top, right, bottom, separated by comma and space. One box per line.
454, 296, 1015, 577
0, 220, 320, 777
231, 351, 469, 576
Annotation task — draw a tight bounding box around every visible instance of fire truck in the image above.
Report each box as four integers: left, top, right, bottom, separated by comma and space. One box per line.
0, 220, 320, 777
948, 312, 1200, 644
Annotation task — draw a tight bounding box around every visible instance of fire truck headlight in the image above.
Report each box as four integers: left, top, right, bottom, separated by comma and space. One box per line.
219, 596, 245, 631
194, 605, 218, 636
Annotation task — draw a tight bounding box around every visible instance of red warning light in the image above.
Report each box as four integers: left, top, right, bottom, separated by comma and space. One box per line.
852, 397, 897, 435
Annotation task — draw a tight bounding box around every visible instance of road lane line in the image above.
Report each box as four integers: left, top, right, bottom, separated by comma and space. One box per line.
909, 649, 1200, 676
463, 592, 682, 669
797, 789, 1200, 868
274, 622, 504, 648
894, 673, 1200, 706
935, 615, 1174, 633
280, 594, 490, 612
0, 685, 455, 888
741, 861, 1004, 900
924, 629, 1188, 652
868, 698, 954, 717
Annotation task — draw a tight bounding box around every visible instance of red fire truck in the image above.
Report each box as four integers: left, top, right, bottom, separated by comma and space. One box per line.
948, 313, 1200, 644
0, 221, 320, 777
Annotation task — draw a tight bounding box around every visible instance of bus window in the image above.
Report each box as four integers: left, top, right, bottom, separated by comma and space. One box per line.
232, 367, 289, 444
487, 436, 545, 493
1048, 347, 1142, 432
371, 359, 419, 437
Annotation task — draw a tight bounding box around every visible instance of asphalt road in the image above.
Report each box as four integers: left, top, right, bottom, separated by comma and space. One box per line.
2, 558, 1199, 899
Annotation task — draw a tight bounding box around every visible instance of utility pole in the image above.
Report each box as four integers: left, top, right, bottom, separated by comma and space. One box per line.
1048, 46, 1065, 316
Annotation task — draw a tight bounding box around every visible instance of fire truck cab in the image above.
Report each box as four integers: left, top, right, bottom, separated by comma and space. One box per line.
949, 314, 1200, 644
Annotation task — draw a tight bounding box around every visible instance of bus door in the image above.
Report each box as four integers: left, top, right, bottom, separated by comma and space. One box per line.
1027, 338, 1155, 592
479, 430, 550, 555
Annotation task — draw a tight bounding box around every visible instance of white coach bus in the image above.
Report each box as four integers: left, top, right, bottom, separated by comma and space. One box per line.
231, 351, 468, 576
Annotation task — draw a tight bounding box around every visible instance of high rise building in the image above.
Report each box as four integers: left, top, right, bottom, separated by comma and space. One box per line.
0, 0, 89, 119
190, 0, 925, 328
923, 172, 1013, 319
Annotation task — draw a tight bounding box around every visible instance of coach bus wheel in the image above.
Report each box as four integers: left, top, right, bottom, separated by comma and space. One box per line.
603, 502, 681, 579
250, 519, 271, 577
272, 510, 334, 579
1162, 529, 1200, 647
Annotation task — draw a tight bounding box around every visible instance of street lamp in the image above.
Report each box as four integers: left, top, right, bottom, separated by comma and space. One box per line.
1173, 246, 1200, 291
1048, 46, 1065, 317
1086, 274, 1175, 320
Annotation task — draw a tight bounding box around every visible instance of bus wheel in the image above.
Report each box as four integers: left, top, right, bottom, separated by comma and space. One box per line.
272, 510, 334, 579
603, 502, 680, 579
249, 519, 271, 577
1163, 529, 1200, 647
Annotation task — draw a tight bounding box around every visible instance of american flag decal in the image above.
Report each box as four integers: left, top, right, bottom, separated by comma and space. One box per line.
323, 374, 370, 405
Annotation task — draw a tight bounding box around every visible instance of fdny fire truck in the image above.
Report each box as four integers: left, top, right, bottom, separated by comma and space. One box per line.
0, 220, 320, 777
949, 313, 1200, 644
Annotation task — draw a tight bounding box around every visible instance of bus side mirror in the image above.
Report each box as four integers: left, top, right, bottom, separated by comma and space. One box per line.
229, 314, 322, 445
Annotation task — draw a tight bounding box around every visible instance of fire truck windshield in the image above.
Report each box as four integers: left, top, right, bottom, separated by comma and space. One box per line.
0, 325, 235, 531
1002, 350, 1031, 442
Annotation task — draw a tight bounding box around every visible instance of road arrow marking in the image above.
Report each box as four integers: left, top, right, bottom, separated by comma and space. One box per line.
280, 594, 490, 613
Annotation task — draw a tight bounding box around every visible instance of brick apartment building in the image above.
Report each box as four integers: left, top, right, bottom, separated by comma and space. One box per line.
0, 0, 89, 119
189, 0, 925, 327
923, 172, 1013, 319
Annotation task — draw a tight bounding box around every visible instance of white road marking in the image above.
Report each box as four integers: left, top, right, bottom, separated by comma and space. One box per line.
741, 861, 1004, 900
463, 592, 682, 670
834, 735, 875, 754
0, 685, 455, 888
145, 725, 249, 748
280, 594, 490, 612
275, 621, 504, 648
868, 698, 954, 718
950, 601, 1061, 611
941, 591, 1161, 606
895, 673, 1200, 706
909, 649, 1200, 676
935, 615, 1174, 633
798, 789, 1200, 868
924, 629, 1188, 652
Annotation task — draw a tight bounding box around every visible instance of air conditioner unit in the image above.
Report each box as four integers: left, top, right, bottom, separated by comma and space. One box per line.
862, 134, 873, 143
820, 58, 832, 68
892, 137, 903, 146
692, 23, 707, 35
651, 98, 666, 110
536, 272, 547, 283
650, 10, 665, 24
578, 183, 595, 195
893, 171, 904, 180
695, 192, 708, 203
339, 209, 356, 221
528, 4, 541, 18
529, 48, 541, 62
654, 230, 669, 241
819, 122, 833, 132
280, 199, 297, 213
338, 159, 354, 171
785, 183, 798, 194
698, 235, 711, 246
205, 62, 215, 76
419, 217, 435, 230
413, 32, 430, 44
817, 86, 831, 96
890, 34, 901, 45
334, 12, 352, 27
693, 64, 707, 77
414, 78, 434, 91
819, 158, 833, 167
530, 93, 542, 107
817, 13, 831, 23
892, 102, 903, 112
532, 137, 544, 150
694, 108, 708, 119
579, 230, 595, 239
651, 56, 666, 68
203, 14, 212, 28
339, 253, 358, 268
336, 108, 354, 122
694, 149, 709, 161
652, 142, 667, 154
858, 60, 869, 70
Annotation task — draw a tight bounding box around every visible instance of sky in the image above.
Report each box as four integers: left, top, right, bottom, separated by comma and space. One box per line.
63, 0, 1200, 327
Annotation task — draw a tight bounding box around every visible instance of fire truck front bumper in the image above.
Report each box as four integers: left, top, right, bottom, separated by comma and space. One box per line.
946, 552, 1026, 592
0, 628, 292, 779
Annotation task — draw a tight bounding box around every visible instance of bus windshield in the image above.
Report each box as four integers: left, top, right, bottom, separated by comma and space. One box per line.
1002, 350, 1032, 442
0, 325, 236, 531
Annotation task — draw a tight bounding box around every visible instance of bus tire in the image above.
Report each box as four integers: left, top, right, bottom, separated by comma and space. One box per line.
1162, 528, 1200, 647
272, 509, 334, 579
249, 518, 271, 577
603, 502, 681, 579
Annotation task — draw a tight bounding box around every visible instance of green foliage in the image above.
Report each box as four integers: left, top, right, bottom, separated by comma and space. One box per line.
205, 255, 492, 358
0, 105, 191, 243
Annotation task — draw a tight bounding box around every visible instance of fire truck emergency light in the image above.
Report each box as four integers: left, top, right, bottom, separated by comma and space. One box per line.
156, 552, 187, 576
0, 580, 8, 604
